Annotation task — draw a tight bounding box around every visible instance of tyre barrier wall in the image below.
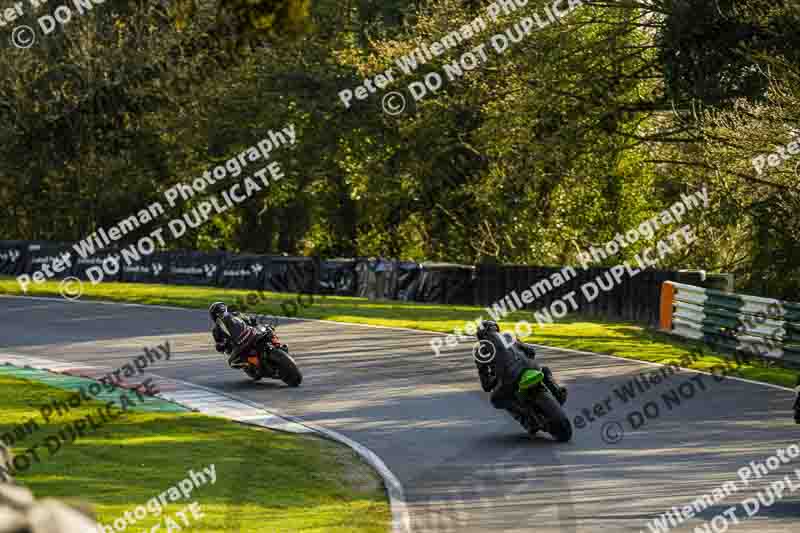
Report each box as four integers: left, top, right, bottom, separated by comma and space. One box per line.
659, 281, 800, 365
0, 242, 429, 302
0, 240, 321, 296
1, 239, 701, 325
353, 260, 425, 301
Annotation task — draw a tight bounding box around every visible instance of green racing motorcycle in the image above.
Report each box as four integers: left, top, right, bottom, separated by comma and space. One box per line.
513, 367, 572, 442
479, 329, 572, 442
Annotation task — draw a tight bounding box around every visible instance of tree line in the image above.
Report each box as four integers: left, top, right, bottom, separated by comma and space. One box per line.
1, 0, 798, 299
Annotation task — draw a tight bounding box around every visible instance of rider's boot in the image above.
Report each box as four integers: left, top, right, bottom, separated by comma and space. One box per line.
542, 366, 567, 405
227, 351, 247, 369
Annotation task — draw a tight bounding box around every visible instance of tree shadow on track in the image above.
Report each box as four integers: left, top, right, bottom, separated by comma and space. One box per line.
406, 427, 579, 533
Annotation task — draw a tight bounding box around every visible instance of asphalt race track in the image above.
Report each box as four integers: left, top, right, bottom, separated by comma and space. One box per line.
1, 296, 799, 532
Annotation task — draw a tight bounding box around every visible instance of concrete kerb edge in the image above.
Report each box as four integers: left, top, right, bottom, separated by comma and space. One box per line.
0, 359, 199, 414
163, 377, 412, 533
0, 348, 412, 533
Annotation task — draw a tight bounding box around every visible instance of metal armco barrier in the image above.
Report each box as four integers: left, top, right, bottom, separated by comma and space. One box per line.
660, 281, 800, 365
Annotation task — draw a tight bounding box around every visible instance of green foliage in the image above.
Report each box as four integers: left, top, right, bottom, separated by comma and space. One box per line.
215, 0, 312, 39
1, 0, 798, 299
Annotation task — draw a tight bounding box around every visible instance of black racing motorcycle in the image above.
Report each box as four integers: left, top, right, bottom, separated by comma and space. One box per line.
481, 330, 572, 442
227, 314, 303, 387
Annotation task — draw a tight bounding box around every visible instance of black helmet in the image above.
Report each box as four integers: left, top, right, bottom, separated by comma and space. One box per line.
477, 320, 499, 339
209, 301, 227, 321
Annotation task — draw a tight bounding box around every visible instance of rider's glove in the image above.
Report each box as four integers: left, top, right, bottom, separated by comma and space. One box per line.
517, 342, 537, 359
215, 342, 227, 353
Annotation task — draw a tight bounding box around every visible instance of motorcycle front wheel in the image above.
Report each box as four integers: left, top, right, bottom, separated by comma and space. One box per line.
268, 348, 303, 387
532, 388, 573, 442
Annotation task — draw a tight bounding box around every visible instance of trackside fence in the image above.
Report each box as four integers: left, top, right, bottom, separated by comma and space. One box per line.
0, 240, 735, 326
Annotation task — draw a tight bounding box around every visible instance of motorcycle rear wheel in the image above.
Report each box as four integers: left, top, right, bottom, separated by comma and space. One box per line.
532, 389, 572, 442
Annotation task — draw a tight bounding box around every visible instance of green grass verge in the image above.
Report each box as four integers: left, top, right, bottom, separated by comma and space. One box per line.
1, 278, 798, 388
0, 375, 390, 532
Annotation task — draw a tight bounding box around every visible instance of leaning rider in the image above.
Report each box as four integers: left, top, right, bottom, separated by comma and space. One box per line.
209, 301, 259, 368
794, 376, 800, 424
474, 320, 567, 414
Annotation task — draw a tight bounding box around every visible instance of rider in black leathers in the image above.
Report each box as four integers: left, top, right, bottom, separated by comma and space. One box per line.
209, 301, 260, 367
475, 320, 566, 411
794, 376, 800, 424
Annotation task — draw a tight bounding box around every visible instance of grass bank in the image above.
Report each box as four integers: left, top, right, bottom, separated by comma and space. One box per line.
0, 374, 390, 532
1, 278, 797, 388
